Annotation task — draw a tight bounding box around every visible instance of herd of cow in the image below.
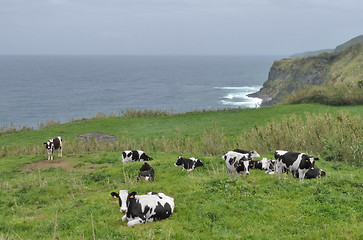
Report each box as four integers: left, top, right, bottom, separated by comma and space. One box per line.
44, 136, 326, 226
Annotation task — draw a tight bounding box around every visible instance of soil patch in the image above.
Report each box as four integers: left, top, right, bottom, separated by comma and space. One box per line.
21, 158, 96, 172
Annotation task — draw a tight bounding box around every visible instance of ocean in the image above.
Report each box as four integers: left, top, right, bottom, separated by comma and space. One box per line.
0, 55, 279, 129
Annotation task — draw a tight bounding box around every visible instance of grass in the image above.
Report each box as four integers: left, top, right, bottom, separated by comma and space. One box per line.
0, 104, 362, 239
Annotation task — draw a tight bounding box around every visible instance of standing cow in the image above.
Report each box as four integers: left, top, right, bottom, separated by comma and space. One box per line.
222, 151, 250, 178
275, 150, 319, 181
110, 190, 174, 226
122, 150, 153, 164
43, 136, 62, 161
174, 156, 204, 171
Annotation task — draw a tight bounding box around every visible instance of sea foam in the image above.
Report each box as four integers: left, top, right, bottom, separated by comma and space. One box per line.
215, 86, 262, 108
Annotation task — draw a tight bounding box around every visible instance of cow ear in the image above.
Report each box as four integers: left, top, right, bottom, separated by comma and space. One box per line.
110, 192, 119, 199
314, 158, 319, 161
129, 192, 137, 199
43, 142, 47, 145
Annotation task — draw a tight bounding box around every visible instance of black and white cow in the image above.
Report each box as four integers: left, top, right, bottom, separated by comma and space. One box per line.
122, 150, 153, 164
275, 150, 319, 181
174, 156, 204, 171
265, 159, 276, 175
222, 151, 250, 178
249, 157, 270, 170
110, 190, 174, 226
233, 149, 260, 160
137, 162, 155, 182
43, 136, 62, 161
294, 167, 326, 179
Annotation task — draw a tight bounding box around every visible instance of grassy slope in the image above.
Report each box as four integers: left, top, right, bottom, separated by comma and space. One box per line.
1, 104, 363, 148
0, 104, 362, 239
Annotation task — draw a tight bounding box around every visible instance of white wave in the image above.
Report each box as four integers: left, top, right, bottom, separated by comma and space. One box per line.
217, 85, 262, 108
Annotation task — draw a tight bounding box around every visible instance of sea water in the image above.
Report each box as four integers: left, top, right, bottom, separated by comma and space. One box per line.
0, 55, 279, 128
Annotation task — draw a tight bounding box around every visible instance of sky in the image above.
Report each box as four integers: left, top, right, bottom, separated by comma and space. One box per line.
1, 0, 362, 56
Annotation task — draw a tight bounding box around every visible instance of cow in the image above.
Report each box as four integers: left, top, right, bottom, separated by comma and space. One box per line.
275, 150, 319, 181
222, 151, 250, 178
249, 157, 270, 170
174, 156, 204, 171
110, 190, 174, 226
43, 136, 62, 161
233, 149, 260, 160
294, 167, 326, 179
137, 162, 155, 182
265, 159, 276, 175
122, 150, 153, 164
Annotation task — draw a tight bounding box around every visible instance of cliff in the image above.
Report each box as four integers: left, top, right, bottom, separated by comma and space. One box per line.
251, 37, 363, 106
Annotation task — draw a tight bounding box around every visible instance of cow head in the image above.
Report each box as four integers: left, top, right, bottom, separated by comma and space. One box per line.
302, 154, 319, 169
236, 157, 250, 175
140, 162, 151, 171
195, 159, 204, 167
141, 152, 153, 161
249, 150, 260, 160
174, 156, 184, 167
43, 140, 52, 150
111, 189, 129, 213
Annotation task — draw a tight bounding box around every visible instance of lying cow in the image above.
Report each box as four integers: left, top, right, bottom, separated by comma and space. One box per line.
294, 167, 326, 179
249, 157, 270, 170
265, 159, 276, 175
233, 149, 260, 160
137, 162, 155, 182
275, 150, 319, 181
174, 156, 204, 171
122, 150, 153, 164
110, 190, 174, 226
222, 151, 250, 178
43, 136, 62, 161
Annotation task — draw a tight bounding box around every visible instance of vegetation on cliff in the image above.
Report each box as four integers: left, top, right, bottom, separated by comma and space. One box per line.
254, 39, 363, 106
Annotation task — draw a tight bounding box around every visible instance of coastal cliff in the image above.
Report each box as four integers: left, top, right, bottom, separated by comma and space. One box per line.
251, 36, 363, 106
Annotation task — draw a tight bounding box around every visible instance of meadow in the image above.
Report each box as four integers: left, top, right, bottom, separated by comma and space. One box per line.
0, 104, 362, 239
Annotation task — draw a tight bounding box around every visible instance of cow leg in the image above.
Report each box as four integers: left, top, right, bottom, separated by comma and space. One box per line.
127, 217, 145, 226
122, 215, 127, 221
275, 164, 281, 180
298, 169, 305, 182
59, 146, 62, 157
227, 169, 232, 179
47, 149, 51, 161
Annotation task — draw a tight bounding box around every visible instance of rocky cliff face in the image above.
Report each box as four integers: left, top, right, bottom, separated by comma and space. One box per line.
250, 41, 363, 106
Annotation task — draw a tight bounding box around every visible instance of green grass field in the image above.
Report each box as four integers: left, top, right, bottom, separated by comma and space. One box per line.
0, 104, 362, 239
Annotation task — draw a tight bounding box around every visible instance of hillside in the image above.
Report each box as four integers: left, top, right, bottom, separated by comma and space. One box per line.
0, 104, 362, 239
250, 41, 363, 106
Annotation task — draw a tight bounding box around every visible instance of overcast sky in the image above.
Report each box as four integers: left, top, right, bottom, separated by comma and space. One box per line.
1, 0, 362, 55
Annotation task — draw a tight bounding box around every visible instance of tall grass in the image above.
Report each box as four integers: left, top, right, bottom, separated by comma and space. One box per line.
237, 111, 362, 163
282, 83, 363, 105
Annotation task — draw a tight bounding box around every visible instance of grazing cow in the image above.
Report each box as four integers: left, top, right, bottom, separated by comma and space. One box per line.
137, 162, 155, 182
122, 150, 153, 164
222, 151, 250, 178
43, 136, 62, 161
174, 156, 204, 171
294, 167, 326, 179
249, 157, 270, 170
233, 149, 260, 160
275, 150, 319, 181
110, 190, 174, 226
